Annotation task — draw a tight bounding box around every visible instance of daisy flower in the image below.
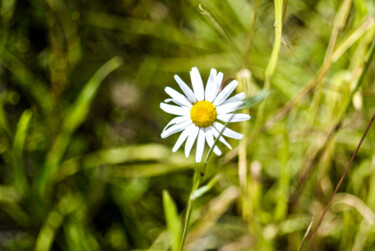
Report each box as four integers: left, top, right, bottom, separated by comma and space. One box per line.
160, 67, 251, 163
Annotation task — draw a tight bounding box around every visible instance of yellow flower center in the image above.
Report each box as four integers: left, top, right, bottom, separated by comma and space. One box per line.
190, 101, 217, 128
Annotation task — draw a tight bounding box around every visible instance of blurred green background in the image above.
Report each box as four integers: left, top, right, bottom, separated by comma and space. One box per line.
0, 0, 375, 250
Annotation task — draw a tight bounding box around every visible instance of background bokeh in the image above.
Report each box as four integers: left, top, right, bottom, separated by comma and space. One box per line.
0, 0, 375, 250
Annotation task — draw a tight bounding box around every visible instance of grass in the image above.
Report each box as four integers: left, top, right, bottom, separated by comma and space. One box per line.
0, 0, 375, 250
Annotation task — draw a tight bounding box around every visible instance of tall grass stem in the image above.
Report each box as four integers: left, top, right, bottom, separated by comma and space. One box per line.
303, 113, 375, 250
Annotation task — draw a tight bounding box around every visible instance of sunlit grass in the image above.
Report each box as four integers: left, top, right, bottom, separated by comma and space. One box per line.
0, 0, 375, 250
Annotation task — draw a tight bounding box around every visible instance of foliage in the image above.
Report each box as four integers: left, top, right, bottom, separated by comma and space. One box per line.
0, 0, 375, 250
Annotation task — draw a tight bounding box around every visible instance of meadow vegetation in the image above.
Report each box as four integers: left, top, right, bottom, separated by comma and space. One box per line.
0, 0, 375, 250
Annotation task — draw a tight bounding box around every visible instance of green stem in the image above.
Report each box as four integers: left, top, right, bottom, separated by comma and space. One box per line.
178, 163, 205, 251
178, 119, 232, 250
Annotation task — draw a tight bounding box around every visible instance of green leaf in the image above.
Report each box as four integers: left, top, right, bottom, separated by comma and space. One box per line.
35, 56, 123, 197
240, 90, 271, 109
12, 110, 32, 193
192, 174, 221, 199
162, 190, 181, 251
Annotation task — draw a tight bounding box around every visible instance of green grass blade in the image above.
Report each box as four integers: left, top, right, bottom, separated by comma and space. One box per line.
35, 195, 79, 251
63, 56, 123, 133
162, 190, 181, 251
12, 110, 32, 194
192, 174, 221, 198
35, 56, 123, 197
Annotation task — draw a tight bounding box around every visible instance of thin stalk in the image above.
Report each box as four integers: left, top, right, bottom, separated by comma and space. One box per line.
308, 0, 352, 123
239, 118, 248, 219
178, 118, 234, 250
282, 0, 289, 24
274, 130, 290, 221
199, 4, 241, 57
302, 112, 375, 250
290, 36, 375, 210
178, 164, 204, 251
298, 217, 314, 251
263, 1, 366, 131
236, 70, 252, 220
256, 0, 282, 130
201, 118, 233, 177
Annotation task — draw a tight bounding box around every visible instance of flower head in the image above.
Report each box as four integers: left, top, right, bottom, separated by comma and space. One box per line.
160, 67, 251, 162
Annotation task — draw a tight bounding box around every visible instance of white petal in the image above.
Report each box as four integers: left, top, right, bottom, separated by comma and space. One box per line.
225, 92, 246, 103
174, 75, 197, 103
205, 127, 222, 156
196, 128, 206, 163
185, 125, 199, 158
213, 121, 243, 140
172, 123, 196, 152
160, 103, 190, 116
216, 101, 244, 114
161, 120, 192, 138
162, 116, 190, 133
207, 72, 223, 102
213, 80, 238, 106
217, 113, 251, 123
190, 67, 205, 101
210, 126, 232, 149
205, 68, 217, 101
163, 98, 189, 107
164, 98, 176, 104
165, 87, 192, 108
